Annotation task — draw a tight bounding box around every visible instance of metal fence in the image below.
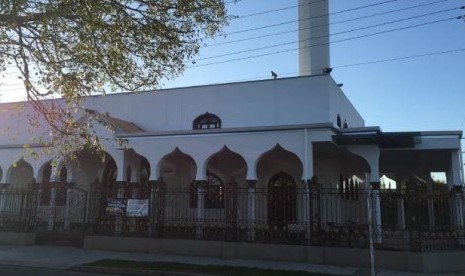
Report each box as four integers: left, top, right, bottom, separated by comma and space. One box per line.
1, 182, 465, 252
0, 184, 88, 234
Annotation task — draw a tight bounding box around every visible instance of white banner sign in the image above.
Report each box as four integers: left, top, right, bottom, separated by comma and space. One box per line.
126, 199, 149, 217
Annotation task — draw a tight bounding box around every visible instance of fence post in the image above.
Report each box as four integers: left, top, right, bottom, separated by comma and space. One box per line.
225, 177, 238, 241
149, 181, 156, 237
149, 179, 165, 237
451, 188, 464, 229
0, 185, 6, 228
196, 181, 205, 239
114, 182, 125, 235
397, 197, 405, 230
47, 185, 56, 231
64, 187, 72, 231
246, 180, 256, 241
427, 195, 435, 230
371, 182, 383, 243
303, 180, 310, 242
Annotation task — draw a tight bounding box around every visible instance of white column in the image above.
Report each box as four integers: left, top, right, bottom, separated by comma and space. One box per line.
302, 180, 311, 241
451, 192, 464, 229
0, 187, 5, 227
64, 188, 72, 231
450, 150, 464, 188
298, 0, 330, 75
196, 185, 205, 238
347, 145, 382, 243
247, 181, 256, 241
47, 187, 56, 231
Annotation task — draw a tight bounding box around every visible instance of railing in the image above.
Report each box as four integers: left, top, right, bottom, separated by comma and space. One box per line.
0, 185, 88, 234
1, 183, 465, 252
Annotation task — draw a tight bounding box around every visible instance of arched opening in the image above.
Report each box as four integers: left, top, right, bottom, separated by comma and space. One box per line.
157, 148, 197, 236
41, 162, 52, 184
267, 172, 297, 228
59, 165, 67, 183
102, 159, 117, 188
8, 159, 34, 189
193, 112, 221, 130
140, 156, 151, 186
204, 147, 247, 209
256, 144, 303, 189
158, 148, 196, 189
256, 145, 303, 234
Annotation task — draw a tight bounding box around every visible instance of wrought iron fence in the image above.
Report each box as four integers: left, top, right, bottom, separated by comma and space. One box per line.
0, 185, 88, 234
1, 182, 465, 252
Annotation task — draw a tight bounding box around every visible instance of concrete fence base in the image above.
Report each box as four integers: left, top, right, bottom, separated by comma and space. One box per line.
83, 236, 465, 273
0, 232, 36, 245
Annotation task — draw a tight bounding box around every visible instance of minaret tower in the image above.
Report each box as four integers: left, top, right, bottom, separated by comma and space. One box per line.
298, 0, 330, 75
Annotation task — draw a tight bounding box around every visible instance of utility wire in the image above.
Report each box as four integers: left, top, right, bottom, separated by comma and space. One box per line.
333, 48, 465, 68
188, 47, 465, 86
191, 16, 460, 68
211, 0, 400, 38
206, 0, 452, 47
197, 7, 461, 61
232, 0, 327, 20
3, 48, 465, 94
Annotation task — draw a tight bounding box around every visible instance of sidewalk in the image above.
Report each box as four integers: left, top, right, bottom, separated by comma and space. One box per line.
0, 244, 463, 276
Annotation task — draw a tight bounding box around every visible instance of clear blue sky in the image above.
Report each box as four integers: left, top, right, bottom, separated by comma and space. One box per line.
164, 0, 465, 137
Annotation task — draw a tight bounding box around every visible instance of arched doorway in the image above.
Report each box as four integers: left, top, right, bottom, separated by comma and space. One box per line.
7, 159, 34, 189
267, 172, 297, 228
102, 159, 117, 189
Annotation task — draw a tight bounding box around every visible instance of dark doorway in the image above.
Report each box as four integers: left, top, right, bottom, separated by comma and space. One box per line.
267, 172, 297, 228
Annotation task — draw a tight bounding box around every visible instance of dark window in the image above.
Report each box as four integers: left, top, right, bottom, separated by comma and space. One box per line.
205, 172, 224, 209
343, 120, 348, 128
189, 172, 224, 209
59, 166, 67, 183
268, 172, 297, 226
337, 114, 342, 128
103, 159, 117, 188
193, 112, 221, 130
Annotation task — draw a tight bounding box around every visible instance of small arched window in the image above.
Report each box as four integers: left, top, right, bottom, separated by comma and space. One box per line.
343, 120, 348, 128
193, 112, 221, 130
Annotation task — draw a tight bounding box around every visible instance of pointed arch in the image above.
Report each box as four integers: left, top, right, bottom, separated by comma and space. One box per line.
256, 144, 303, 188
37, 161, 52, 184
268, 172, 297, 226
157, 147, 197, 188
7, 159, 34, 189
102, 158, 117, 188
140, 156, 151, 185
205, 146, 247, 186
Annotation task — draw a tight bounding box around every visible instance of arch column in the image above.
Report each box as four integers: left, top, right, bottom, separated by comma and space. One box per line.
347, 145, 382, 243
447, 150, 465, 229
246, 180, 257, 241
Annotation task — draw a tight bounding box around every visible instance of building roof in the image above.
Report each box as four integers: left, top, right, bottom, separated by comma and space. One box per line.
83, 109, 144, 133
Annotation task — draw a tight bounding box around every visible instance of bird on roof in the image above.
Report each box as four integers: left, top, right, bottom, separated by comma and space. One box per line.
271, 71, 278, 79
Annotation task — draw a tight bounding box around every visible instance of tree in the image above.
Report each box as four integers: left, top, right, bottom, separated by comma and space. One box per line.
0, 0, 233, 159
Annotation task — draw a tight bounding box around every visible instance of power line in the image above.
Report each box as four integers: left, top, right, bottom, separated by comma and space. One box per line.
184, 47, 465, 86
333, 48, 465, 68
206, 0, 452, 47
191, 16, 460, 68
197, 7, 461, 61
232, 0, 327, 20
211, 0, 401, 38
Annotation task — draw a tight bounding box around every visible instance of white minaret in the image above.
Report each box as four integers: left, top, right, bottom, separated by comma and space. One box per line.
298, 0, 330, 76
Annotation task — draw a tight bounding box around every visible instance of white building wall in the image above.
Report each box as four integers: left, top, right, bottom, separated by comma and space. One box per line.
328, 79, 365, 128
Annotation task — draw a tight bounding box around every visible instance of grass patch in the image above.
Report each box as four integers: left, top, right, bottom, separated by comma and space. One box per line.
85, 259, 328, 275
